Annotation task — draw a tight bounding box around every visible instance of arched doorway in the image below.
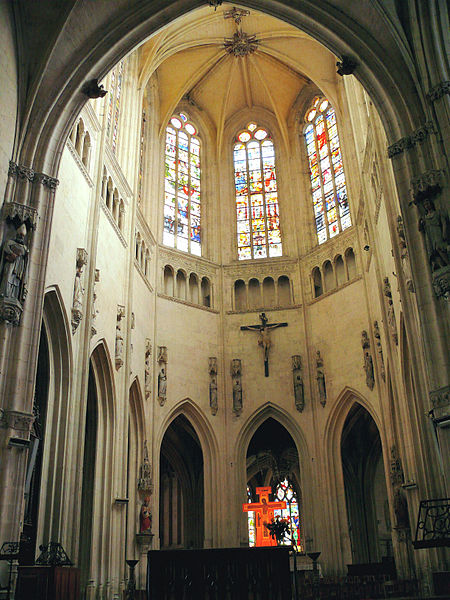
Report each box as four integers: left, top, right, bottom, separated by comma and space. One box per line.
159, 414, 204, 549
246, 417, 302, 550
341, 403, 392, 565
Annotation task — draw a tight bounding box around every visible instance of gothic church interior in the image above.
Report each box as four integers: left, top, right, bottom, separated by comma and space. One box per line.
0, 1, 448, 598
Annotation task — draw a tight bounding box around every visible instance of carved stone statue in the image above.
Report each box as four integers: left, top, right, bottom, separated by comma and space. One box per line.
393, 488, 410, 530
418, 199, 449, 271
396, 216, 415, 292
0, 224, 29, 302
158, 367, 167, 406
91, 269, 99, 337
383, 277, 398, 345
139, 496, 152, 533
145, 340, 152, 400
71, 248, 88, 334
316, 351, 327, 407
138, 440, 153, 493
361, 330, 375, 390
292, 355, 304, 412
231, 359, 242, 415
115, 306, 125, 369
209, 357, 218, 415
373, 321, 385, 381
81, 78, 108, 99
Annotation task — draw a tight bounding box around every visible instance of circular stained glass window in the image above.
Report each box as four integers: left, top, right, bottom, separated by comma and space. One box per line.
254, 128, 268, 140
319, 99, 329, 112
313, 97, 320, 107
238, 131, 251, 143
307, 109, 316, 122
170, 117, 182, 129
179, 113, 188, 122
248, 122, 257, 132
185, 123, 196, 135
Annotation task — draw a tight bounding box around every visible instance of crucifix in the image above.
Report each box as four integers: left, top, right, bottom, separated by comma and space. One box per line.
240, 313, 288, 377
243, 487, 286, 547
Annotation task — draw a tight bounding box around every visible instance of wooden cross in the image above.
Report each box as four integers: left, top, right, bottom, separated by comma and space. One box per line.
243, 487, 287, 547
240, 313, 288, 376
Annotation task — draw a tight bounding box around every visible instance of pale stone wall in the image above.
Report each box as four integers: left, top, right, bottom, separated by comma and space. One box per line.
0, 3, 18, 201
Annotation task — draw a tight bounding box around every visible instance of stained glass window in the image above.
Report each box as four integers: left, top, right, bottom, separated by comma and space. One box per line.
163, 113, 201, 256
273, 479, 302, 550
304, 97, 351, 244
138, 109, 146, 207
234, 123, 282, 260
247, 486, 256, 547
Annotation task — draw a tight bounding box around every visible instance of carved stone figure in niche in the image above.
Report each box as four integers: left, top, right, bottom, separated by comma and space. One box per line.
396, 216, 415, 292
373, 321, 385, 381
361, 330, 375, 390
231, 359, 242, 415
418, 199, 449, 271
292, 355, 304, 412
209, 357, 218, 416
139, 496, 152, 533
115, 306, 125, 369
71, 248, 88, 334
145, 340, 152, 400
157, 346, 168, 364
138, 440, 152, 493
158, 367, 167, 406
91, 269, 99, 337
393, 488, 410, 530
0, 224, 29, 302
316, 351, 327, 407
383, 277, 398, 345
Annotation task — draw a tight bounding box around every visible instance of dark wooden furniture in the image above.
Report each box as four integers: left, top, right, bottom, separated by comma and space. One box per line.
147, 546, 292, 600
15, 565, 80, 600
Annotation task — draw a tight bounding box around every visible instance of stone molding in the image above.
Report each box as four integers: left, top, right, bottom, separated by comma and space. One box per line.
427, 80, 450, 102
306, 274, 362, 305
104, 144, 133, 200
227, 303, 302, 315
0, 409, 34, 432
430, 385, 450, 409
158, 292, 219, 313
66, 138, 94, 188
302, 227, 356, 270
159, 246, 219, 277
136, 208, 157, 248
2, 201, 38, 229
8, 160, 59, 189
387, 121, 435, 158
134, 259, 154, 293
100, 200, 127, 247
223, 256, 298, 280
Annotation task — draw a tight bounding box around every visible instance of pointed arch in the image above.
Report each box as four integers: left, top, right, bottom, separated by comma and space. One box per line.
322, 387, 384, 573
35, 287, 73, 554
156, 398, 220, 548
80, 339, 116, 588
234, 402, 312, 548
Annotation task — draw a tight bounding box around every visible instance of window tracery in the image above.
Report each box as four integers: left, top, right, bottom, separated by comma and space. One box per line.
304, 97, 351, 244
106, 60, 124, 153
234, 122, 282, 260
163, 112, 201, 256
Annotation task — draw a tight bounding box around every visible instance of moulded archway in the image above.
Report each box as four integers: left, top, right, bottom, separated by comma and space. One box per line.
234, 402, 312, 550
156, 398, 220, 549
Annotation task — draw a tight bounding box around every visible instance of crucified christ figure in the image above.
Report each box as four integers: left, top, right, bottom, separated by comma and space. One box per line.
240, 313, 288, 376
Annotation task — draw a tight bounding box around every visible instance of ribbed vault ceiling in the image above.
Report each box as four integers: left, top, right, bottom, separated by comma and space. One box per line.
137, 3, 339, 147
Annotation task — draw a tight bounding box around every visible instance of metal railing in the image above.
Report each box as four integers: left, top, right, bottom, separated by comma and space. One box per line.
413, 498, 450, 549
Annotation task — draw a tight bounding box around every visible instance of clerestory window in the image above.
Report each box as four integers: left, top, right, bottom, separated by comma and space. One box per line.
304, 97, 351, 244
234, 123, 282, 260
163, 112, 201, 255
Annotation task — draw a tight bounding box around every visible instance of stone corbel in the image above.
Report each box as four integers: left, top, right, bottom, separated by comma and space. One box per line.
336, 56, 358, 76
8, 161, 59, 189
387, 121, 436, 159
427, 80, 450, 102
430, 385, 450, 410
410, 169, 444, 204
0, 409, 34, 434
